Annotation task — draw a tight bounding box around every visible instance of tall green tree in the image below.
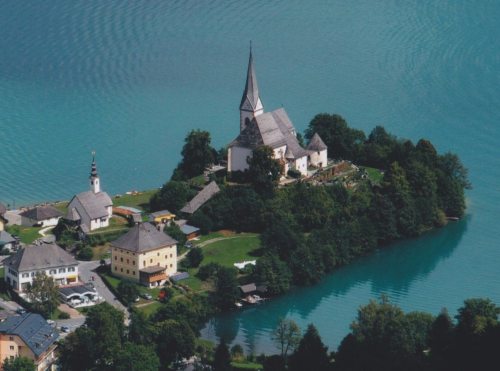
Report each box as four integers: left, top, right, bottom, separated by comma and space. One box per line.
173, 129, 216, 180
149, 180, 194, 213
272, 318, 301, 359
117, 280, 140, 305
2, 356, 35, 371
213, 339, 232, 371
212, 266, 240, 311
305, 113, 365, 160
114, 343, 160, 371
155, 319, 196, 367
26, 272, 59, 318
254, 254, 292, 295
247, 146, 281, 197
289, 324, 330, 371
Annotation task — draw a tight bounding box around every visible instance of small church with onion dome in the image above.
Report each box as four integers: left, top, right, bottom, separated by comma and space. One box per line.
65, 154, 113, 233
228, 47, 328, 177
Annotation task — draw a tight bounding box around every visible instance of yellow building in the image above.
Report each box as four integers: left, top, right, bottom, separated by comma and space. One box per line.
149, 210, 176, 224
111, 222, 177, 287
0, 313, 58, 370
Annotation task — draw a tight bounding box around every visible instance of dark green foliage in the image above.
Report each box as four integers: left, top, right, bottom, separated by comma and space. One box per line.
155, 319, 196, 366
164, 223, 187, 247
58, 311, 70, 319
149, 180, 194, 213
197, 262, 222, 280
59, 303, 125, 370
213, 339, 232, 371
2, 356, 35, 371
289, 324, 330, 371
117, 280, 140, 305
128, 310, 154, 345
152, 295, 210, 334
172, 129, 216, 180
212, 266, 240, 311
254, 255, 292, 295
186, 247, 204, 268
77, 246, 93, 260
287, 169, 301, 178
189, 210, 213, 234
305, 113, 365, 160
247, 146, 281, 197
25, 272, 59, 318
263, 355, 286, 371
115, 343, 160, 371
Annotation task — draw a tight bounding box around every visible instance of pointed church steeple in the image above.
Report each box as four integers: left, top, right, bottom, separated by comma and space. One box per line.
240, 42, 264, 132
89, 151, 101, 194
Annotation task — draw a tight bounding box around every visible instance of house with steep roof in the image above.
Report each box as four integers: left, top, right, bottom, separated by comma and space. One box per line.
111, 222, 177, 287
3, 241, 78, 292
19, 205, 62, 227
0, 231, 17, 252
180, 181, 220, 215
65, 154, 113, 233
0, 312, 58, 370
228, 47, 327, 177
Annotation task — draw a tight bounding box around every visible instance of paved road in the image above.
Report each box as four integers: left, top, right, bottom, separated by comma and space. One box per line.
55, 317, 86, 339
0, 298, 23, 313
78, 260, 129, 322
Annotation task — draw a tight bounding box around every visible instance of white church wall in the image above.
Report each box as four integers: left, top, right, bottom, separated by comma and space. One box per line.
295, 156, 308, 176
229, 146, 253, 172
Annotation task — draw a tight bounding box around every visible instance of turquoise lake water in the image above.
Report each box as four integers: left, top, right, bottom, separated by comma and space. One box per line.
0, 1, 499, 352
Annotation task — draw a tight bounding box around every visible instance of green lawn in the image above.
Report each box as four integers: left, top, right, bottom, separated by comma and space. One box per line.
53, 201, 69, 214
6, 225, 42, 244
365, 167, 384, 183
113, 189, 157, 213
231, 361, 263, 370
101, 272, 121, 290
193, 231, 226, 245
135, 301, 162, 317
201, 234, 261, 267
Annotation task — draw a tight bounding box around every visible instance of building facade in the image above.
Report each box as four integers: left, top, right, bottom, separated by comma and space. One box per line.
0, 313, 58, 371
65, 155, 113, 233
3, 242, 79, 292
111, 222, 177, 287
228, 48, 327, 177
19, 205, 62, 228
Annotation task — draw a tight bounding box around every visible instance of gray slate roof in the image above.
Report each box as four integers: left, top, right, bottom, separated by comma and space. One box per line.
65, 207, 81, 222
112, 222, 177, 253
0, 313, 58, 357
307, 133, 328, 151
0, 230, 16, 244
0, 202, 6, 215
20, 205, 62, 221
4, 242, 78, 272
71, 190, 112, 220
180, 224, 200, 235
229, 108, 309, 159
180, 181, 220, 214
140, 265, 166, 274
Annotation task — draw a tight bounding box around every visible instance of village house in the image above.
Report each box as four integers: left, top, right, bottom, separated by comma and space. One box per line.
149, 210, 176, 224
227, 48, 328, 176
3, 241, 78, 292
19, 205, 62, 228
0, 231, 17, 252
111, 222, 177, 287
0, 313, 58, 371
174, 220, 200, 241
65, 154, 113, 233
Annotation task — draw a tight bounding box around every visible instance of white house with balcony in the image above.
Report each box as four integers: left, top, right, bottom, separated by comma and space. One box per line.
3, 241, 79, 292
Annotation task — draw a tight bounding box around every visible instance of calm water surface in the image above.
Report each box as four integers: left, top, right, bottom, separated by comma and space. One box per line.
0, 1, 498, 352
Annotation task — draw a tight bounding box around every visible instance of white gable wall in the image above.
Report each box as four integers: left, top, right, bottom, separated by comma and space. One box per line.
228, 146, 253, 172
294, 156, 309, 176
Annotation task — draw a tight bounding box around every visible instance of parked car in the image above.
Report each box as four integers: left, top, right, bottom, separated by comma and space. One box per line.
141, 293, 153, 300
60, 326, 70, 333
46, 319, 55, 325
134, 297, 140, 302
16, 308, 26, 315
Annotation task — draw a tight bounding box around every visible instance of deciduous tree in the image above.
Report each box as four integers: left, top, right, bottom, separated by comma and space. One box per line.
26, 272, 59, 318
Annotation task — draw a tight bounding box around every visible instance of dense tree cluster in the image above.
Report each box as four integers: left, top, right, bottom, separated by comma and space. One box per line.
192, 116, 469, 290
58, 301, 210, 371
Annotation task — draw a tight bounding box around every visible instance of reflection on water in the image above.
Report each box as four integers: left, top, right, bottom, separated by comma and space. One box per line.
202, 217, 469, 352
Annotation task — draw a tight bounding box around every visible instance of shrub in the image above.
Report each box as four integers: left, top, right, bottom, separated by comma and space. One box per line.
58, 311, 70, 320
287, 169, 302, 179
77, 246, 93, 261
197, 262, 221, 280
186, 248, 204, 268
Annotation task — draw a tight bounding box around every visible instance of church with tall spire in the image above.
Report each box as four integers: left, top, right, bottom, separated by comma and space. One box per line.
228, 46, 328, 176
65, 153, 113, 233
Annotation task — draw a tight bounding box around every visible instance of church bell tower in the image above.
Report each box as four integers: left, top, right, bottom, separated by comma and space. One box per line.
89, 152, 100, 194
239, 43, 264, 132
